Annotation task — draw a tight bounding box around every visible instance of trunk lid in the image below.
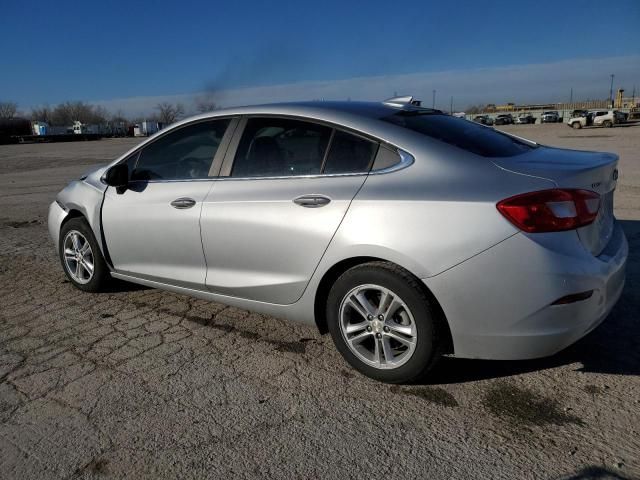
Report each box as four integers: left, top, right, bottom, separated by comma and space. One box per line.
493, 146, 619, 255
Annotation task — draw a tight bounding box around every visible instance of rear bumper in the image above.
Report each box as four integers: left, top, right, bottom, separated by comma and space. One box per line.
424, 222, 628, 360
48, 201, 67, 253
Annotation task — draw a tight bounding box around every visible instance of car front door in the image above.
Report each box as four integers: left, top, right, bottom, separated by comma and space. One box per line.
102, 118, 235, 288
200, 117, 379, 304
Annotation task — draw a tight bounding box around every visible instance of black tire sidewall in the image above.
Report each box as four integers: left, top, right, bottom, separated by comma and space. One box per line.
326, 264, 438, 383
59, 218, 108, 292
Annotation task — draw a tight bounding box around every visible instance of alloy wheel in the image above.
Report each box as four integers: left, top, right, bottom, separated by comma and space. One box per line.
63, 230, 95, 284
339, 284, 417, 369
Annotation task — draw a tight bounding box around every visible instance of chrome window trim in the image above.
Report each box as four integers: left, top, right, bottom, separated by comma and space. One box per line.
215, 113, 413, 181
209, 149, 414, 182
122, 149, 413, 184
369, 149, 414, 175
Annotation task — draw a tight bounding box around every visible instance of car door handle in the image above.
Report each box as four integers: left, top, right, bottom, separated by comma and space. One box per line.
170, 197, 196, 209
293, 195, 331, 208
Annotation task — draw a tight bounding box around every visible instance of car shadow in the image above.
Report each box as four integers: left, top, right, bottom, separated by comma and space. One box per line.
102, 278, 150, 293
555, 465, 634, 480
429, 219, 640, 384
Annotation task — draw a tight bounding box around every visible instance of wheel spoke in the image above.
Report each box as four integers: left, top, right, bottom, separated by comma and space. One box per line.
386, 323, 414, 337
385, 330, 416, 347
345, 322, 368, 334
64, 248, 75, 259
75, 260, 82, 279
373, 337, 383, 365
381, 336, 395, 363
348, 330, 371, 347
381, 297, 402, 320
80, 241, 91, 255
354, 291, 377, 317
81, 259, 94, 275
71, 233, 80, 251
346, 296, 369, 320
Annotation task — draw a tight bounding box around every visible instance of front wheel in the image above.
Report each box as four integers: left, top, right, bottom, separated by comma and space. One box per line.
59, 217, 110, 292
603, 120, 613, 128
326, 262, 442, 383
571, 122, 582, 129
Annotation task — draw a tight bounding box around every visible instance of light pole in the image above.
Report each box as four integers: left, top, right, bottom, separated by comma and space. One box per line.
432, 90, 436, 109
450, 96, 453, 114
609, 74, 615, 107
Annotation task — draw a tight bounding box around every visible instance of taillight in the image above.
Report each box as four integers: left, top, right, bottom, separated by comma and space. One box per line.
497, 189, 600, 233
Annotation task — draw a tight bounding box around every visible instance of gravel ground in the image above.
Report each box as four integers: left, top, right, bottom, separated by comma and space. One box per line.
1, 124, 639, 479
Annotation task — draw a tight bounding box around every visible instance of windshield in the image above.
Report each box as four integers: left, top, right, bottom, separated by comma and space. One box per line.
382, 112, 536, 157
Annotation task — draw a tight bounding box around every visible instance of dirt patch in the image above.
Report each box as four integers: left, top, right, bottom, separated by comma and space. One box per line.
483, 382, 584, 426
77, 458, 108, 475
583, 384, 609, 395
391, 386, 459, 407
2, 220, 40, 228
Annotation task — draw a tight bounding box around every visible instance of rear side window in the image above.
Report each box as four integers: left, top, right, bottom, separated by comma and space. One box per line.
132, 119, 230, 180
382, 113, 535, 157
232, 118, 331, 177
323, 130, 378, 174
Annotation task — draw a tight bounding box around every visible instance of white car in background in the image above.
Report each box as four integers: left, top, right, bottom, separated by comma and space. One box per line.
592, 110, 617, 128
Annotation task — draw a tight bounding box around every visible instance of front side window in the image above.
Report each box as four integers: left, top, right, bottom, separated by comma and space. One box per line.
132, 119, 230, 181
231, 118, 331, 177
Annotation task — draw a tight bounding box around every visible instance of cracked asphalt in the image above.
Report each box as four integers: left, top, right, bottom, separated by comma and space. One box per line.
1, 124, 639, 479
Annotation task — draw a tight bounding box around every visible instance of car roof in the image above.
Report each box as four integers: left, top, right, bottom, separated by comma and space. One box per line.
112, 101, 445, 165
161, 100, 446, 147
190, 101, 418, 124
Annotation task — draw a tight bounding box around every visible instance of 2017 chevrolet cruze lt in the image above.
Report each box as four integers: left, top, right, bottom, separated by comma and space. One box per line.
48, 96, 627, 383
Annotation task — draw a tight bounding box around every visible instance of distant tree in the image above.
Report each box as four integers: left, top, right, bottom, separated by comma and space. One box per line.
92, 105, 109, 124
46, 101, 108, 126
155, 102, 185, 125
31, 105, 52, 123
194, 94, 217, 113
110, 109, 129, 124
0, 101, 18, 119
465, 105, 482, 114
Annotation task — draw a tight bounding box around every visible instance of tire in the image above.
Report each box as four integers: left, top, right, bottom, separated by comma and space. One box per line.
603, 120, 613, 128
571, 122, 582, 129
326, 261, 443, 383
59, 217, 110, 292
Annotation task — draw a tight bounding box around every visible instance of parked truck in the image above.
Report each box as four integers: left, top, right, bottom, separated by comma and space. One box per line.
133, 121, 161, 137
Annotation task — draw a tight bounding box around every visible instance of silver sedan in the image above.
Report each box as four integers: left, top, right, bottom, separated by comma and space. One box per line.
48, 96, 627, 383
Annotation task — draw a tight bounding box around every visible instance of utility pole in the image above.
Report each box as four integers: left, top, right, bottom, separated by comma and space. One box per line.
432, 90, 436, 109
569, 87, 573, 106
609, 74, 615, 107
450, 96, 453, 114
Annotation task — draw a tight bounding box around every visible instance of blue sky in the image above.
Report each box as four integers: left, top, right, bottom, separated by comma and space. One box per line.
1, 0, 639, 115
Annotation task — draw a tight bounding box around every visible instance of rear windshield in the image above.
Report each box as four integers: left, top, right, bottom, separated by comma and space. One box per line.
382, 112, 536, 157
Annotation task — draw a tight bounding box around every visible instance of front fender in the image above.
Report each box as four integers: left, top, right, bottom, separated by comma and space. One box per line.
52, 179, 108, 261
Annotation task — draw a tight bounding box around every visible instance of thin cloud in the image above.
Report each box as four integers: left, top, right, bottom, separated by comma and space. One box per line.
93, 55, 640, 116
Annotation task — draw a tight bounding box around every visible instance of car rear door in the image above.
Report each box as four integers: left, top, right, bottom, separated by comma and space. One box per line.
101, 118, 236, 288
200, 116, 379, 304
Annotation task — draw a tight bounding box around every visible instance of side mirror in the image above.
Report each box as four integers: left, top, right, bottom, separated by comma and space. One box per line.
104, 163, 129, 189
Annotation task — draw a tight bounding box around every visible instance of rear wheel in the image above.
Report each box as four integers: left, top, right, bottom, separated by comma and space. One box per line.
326, 262, 442, 383
571, 122, 582, 129
59, 217, 110, 292
603, 120, 613, 128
